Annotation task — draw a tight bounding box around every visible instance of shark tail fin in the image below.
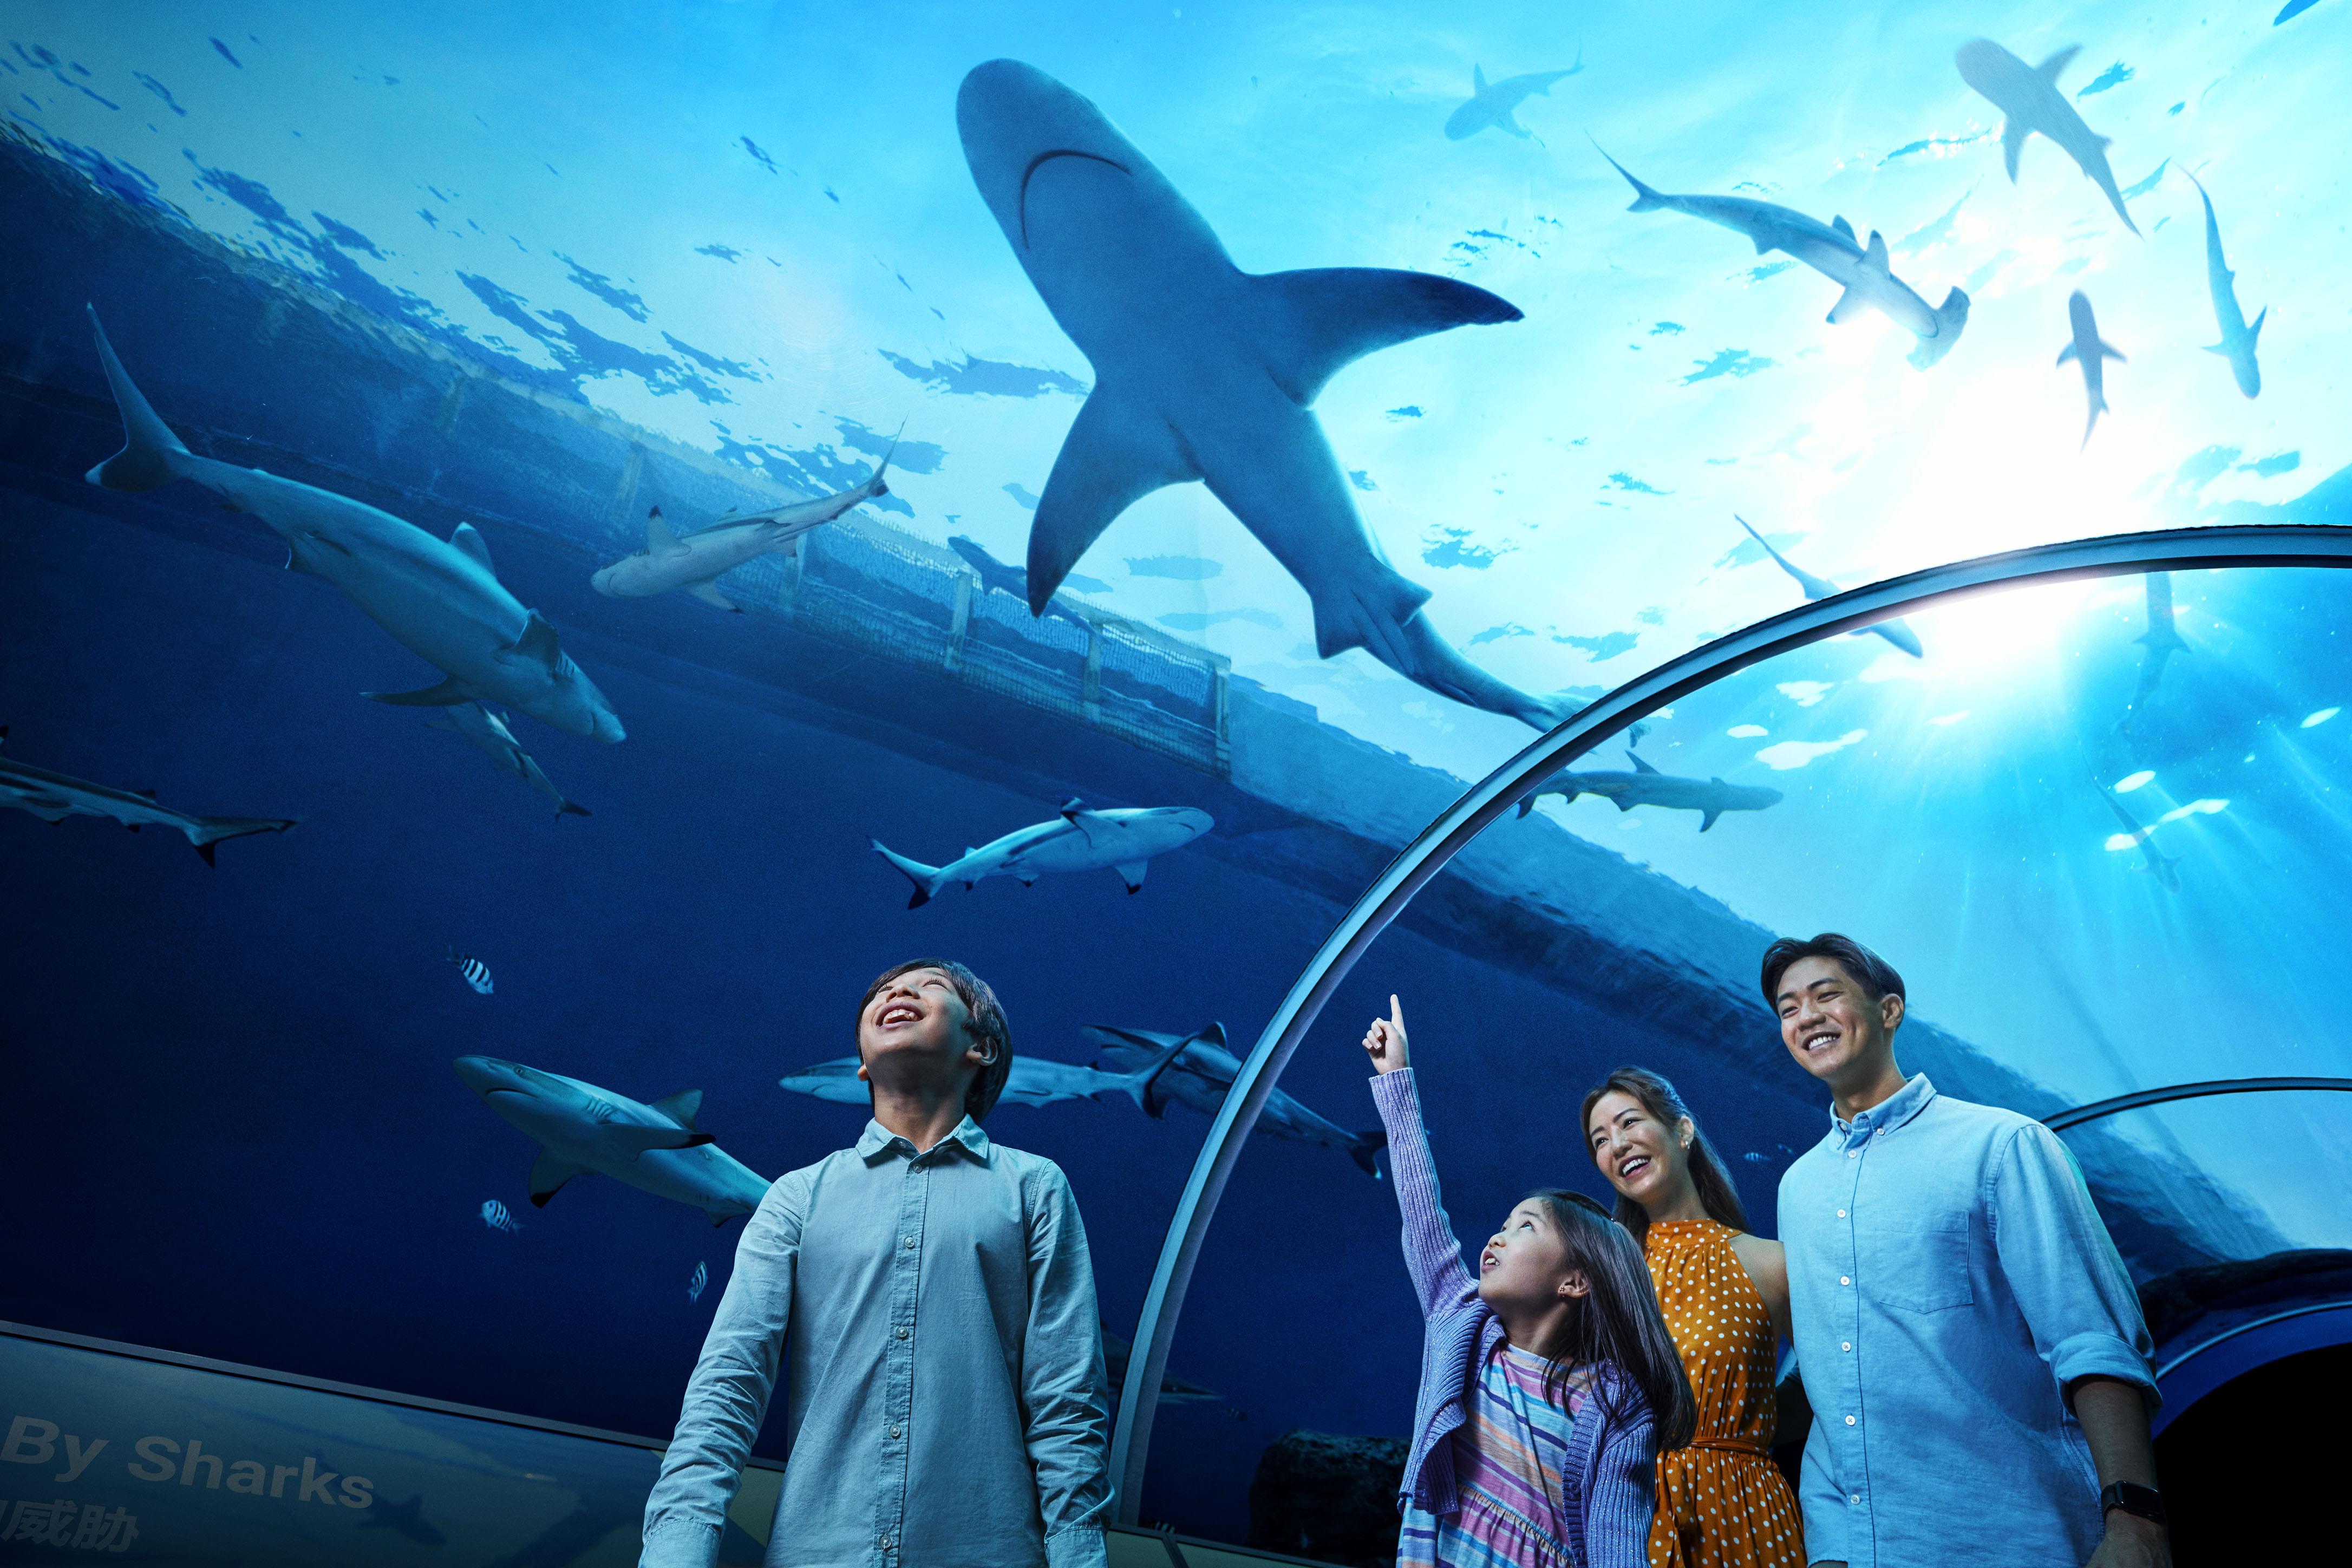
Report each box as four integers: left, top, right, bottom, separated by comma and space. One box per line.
1121, 1030, 1198, 1110
84, 305, 193, 492
1590, 141, 1669, 212
869, 420, 905, 497
184, 815, 298, 865
870, 838, 947, 909
1350, 1129, 1389, 1179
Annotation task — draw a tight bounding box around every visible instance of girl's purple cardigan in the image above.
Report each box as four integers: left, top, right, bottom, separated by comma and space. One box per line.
1370, 1068, 1660, 1568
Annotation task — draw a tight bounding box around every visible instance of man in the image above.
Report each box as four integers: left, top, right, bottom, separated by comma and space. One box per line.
641, 959, 1112, 1568
1765, 933, 2169, 1568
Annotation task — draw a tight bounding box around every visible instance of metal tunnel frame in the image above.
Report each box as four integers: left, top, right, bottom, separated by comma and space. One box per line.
1109, 523, 2352, 1517
2043, 1077, 2352, 1133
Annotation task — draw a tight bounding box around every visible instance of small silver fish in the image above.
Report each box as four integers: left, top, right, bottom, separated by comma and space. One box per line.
687, 1260, 708, 1303
1743, 1151, 1767, 1163
449, 948, 494, 996
480, 1199, 521, 1233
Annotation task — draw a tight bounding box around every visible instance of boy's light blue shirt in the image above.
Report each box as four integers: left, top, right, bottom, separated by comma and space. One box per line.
1778, 1074, 2155, 1568
641, 1116, 1112, 1568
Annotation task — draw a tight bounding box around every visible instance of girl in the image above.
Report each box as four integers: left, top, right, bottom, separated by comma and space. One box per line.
1366, 997, 1696, 1568
1582, 1068, 1802, 1568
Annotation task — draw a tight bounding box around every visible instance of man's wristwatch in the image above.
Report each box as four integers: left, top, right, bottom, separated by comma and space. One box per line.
2099, 1482, 2166, 1526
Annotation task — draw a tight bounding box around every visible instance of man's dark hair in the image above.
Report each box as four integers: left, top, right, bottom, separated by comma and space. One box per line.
1759, 932, 1906, 1008
857, 958, 1014, 1121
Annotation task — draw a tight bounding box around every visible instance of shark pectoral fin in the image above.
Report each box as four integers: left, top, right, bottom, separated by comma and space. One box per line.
505, 612, 564, 672
2001, 119, 2028, 182
1516, 796, 1537, 819
1831, 214, 1857, 243
1825, 284, 1870, 325
1255, 267, 1522, 406
687, 580, 742, 612
606, 1125, 718, 1158
2100, 339, 2127, 362
1700, 808, 1723, 832
649, 1089, 703, 1130
527, 1149, 590, 1206
1501, 110, 1530, 139
1473, 64, 1486, 92
2056, 341, 2079, 366
2035, 44, 2080, 82
647, 508, 682, 554
2203, 343, 2231, 356
1028, 387, 1198, 611
1611, 796, 1636, 811
1860, 230, 1889, 273
2249, 306, 2266, 343
1114, 860, 1149, 893
449, 522, 495, 574
364, 675, 473, 707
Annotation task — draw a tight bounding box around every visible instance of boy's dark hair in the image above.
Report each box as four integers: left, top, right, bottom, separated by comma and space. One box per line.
1578, 1066, 1749, 1246
857, 958, 1014, 1121
1759, 932, 1906, 1009
1524, 1190, 1699, 1452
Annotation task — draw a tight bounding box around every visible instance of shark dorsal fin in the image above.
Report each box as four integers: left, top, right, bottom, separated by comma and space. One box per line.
1197, 1021, 1227, 1049
511, 613, 563, 673
1831, 214, 1856, 243
1474, 64, 1487, 93
650, 1089, 702, 1129
2036, 44, 2080, 83
1059, 796, 1088, 821
1860, 230, 1889, 272
131, 787, 158, 801
1628, 750, 1658, 774
450, 522, 495, 574
648, 507, 681, 553
1256, 268, 1523, 408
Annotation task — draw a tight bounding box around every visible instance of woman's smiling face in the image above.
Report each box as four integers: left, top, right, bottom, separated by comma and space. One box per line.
1586, 1088, 1689, 1208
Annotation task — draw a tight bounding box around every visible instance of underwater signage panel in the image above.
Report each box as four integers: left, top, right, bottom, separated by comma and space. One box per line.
0, 1325, 779, 1566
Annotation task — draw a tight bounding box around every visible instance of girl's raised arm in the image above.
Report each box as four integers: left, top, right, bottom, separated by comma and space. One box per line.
1364, 996, 1477, 1319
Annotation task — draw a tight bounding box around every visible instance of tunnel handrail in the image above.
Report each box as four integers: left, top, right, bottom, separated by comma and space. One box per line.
2046, 1077, 2352, 1133
1110, 523, 2352, 1517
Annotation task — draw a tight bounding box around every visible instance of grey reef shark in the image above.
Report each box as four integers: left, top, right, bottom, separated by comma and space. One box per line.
2057, 290, 2125, 448
1955, 40, 2140, 237
956, 60, 1578, 734
454, 1056, 772, 1225
1084, 1022, 1389, 1177
83, 308, 625, 743
778, 1030, 1191, 1114
425, 702, 590, 817
1596, 149, 1969, 369
1734, 517, 1923, 657
591, 439, 899, 612
2184, 170, 2264, 397
1445, 48, 1584, 141
0, 727, 295, 863
2092, 777, 2181, 894
1516, 749, 1783, 831
872, 795, 1212, 906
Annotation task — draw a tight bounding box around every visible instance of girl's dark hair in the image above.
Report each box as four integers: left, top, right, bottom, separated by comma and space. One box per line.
1759, 932, 1905, 1007
1579, 1067, 1748, 1246
857, 959, 1013, 1121
1525, 1189, 1698, 1452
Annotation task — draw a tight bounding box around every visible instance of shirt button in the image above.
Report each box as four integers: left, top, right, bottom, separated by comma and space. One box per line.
1847, 1150, 1859, 1159
880, 1537, 893, 1550
1845, 1415, 1857, 1426
1875, 1127, 1885, 1136
1839, 1276, 1851, 1286
1841, 1341, 1852, 1352
895, 1325, 909, 1340
890, 1424, 901, 1439
1837, 1208, 1847, 1218
1850, 1493, 1861, 1504
904, 1236, 916, 1248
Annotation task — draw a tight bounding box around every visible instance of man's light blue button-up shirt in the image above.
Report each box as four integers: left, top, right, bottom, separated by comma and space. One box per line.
641, 1117, 1112, 1568
1778, 1075, 2155, 1568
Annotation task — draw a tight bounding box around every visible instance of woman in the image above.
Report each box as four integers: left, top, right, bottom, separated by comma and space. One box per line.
1582, 1068, 1802, 1568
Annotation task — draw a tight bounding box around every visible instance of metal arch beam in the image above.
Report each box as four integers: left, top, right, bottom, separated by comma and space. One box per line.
1108, 523, 2352, 1517
2045, 1077, 2352, 1133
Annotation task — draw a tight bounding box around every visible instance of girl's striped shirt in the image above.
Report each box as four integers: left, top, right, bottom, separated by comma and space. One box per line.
1399, 1343, 1596, 1568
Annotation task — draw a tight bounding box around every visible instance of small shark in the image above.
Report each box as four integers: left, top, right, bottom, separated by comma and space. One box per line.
2127, 572, 2192, 711
2056, 290, 2125, 448
424, 702, 590, 818
1084, 1022, 1388, 1178
872, 795, 1212, 906
2183, 170, 2264, 398
454, 1057, 772, 1225
591, 443, 897, 611
0, 728, 295, 864
778, 1029, 1191, 1113
1955, 40, 2140, 237
2093, 776, 2181, 893
957, 61, 1577, 733
1733, 517, 1922, 657
83, 309, 624, 742
949, 534, 1088, 625
1102, 1319, 1224, 1406
1445, 48, 1584, 141
1596, 149, 1969, 369
360, 1494, 446, 1549
1515, 750, 1783, 831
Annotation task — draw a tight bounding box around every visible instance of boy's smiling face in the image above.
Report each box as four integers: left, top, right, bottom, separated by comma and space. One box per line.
858, 966, 979, 1087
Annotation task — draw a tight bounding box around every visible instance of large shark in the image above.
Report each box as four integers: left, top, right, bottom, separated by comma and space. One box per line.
1445, 49, 1583, 141
948, 534, 1088, 626
1597, 150, 1969, 369
2183, 170, 2264, 398
454, 1056, 771, 1225
590, 443, 897, 611
83, 309, 624, 743
1733, 517, 1923, 657
0, 727, 295, 864
1955, 40, 2140, 237
2057, 290, 2125, 448
777, 1029, 1191, 1114
1084, 1022, 1388, 1178
956, 60, 1577, 733
872, 795, 1211, 906
2093, 778, 2181, 893
424, 702, 590, 818
1516, 750, 1783, 831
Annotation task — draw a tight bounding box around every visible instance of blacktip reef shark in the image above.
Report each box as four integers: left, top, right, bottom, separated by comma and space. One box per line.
83, 308, 624, 743
424, 702, 590, 818
0, 727, 295, 864
454, 1056, 771, 1225
778, 1030, 1191, 1114
871, 795, 1212, 906
1515, 750, 1784, 831
1596, 149, 1969, 369
1084, 1022, 1388, 1178
956, 60, 1579, 734
1445, 47, 1584, 141
1734, 517, 1923, 657
2183, 170, 2264, 398
2056, 290, 2126, 448
2092, 776, 2181, 894
591, 437, 899, 611
1955, 40, 2140, 237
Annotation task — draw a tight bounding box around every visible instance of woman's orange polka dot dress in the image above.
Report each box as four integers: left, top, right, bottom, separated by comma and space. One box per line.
1643, 1219, 1805, 1568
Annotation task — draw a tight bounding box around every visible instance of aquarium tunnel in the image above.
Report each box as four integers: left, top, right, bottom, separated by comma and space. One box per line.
3, 5, 2349, 1567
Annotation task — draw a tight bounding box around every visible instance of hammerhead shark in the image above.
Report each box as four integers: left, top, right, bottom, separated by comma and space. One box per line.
1596, 149, 1969, 369
1084, 1022, 1388, 1178
0, 728, 295, 863
1733, 517, 1923, 657
1955, 40, 2140, 236
424, 702, 590, 817
2057, 290, 2125, 448
2093, 776, 2181, 893
956, 60, 1578, 733
83, 309, 624, 742
2183, 170, 2264, 398
1516, 750, 1783, 831
1445, 48, 1583, 141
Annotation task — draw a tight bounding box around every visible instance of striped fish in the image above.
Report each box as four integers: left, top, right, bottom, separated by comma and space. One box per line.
687, 1260, 708, 1303
449, 948, 494, 996
480, 1199, 521, 1233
